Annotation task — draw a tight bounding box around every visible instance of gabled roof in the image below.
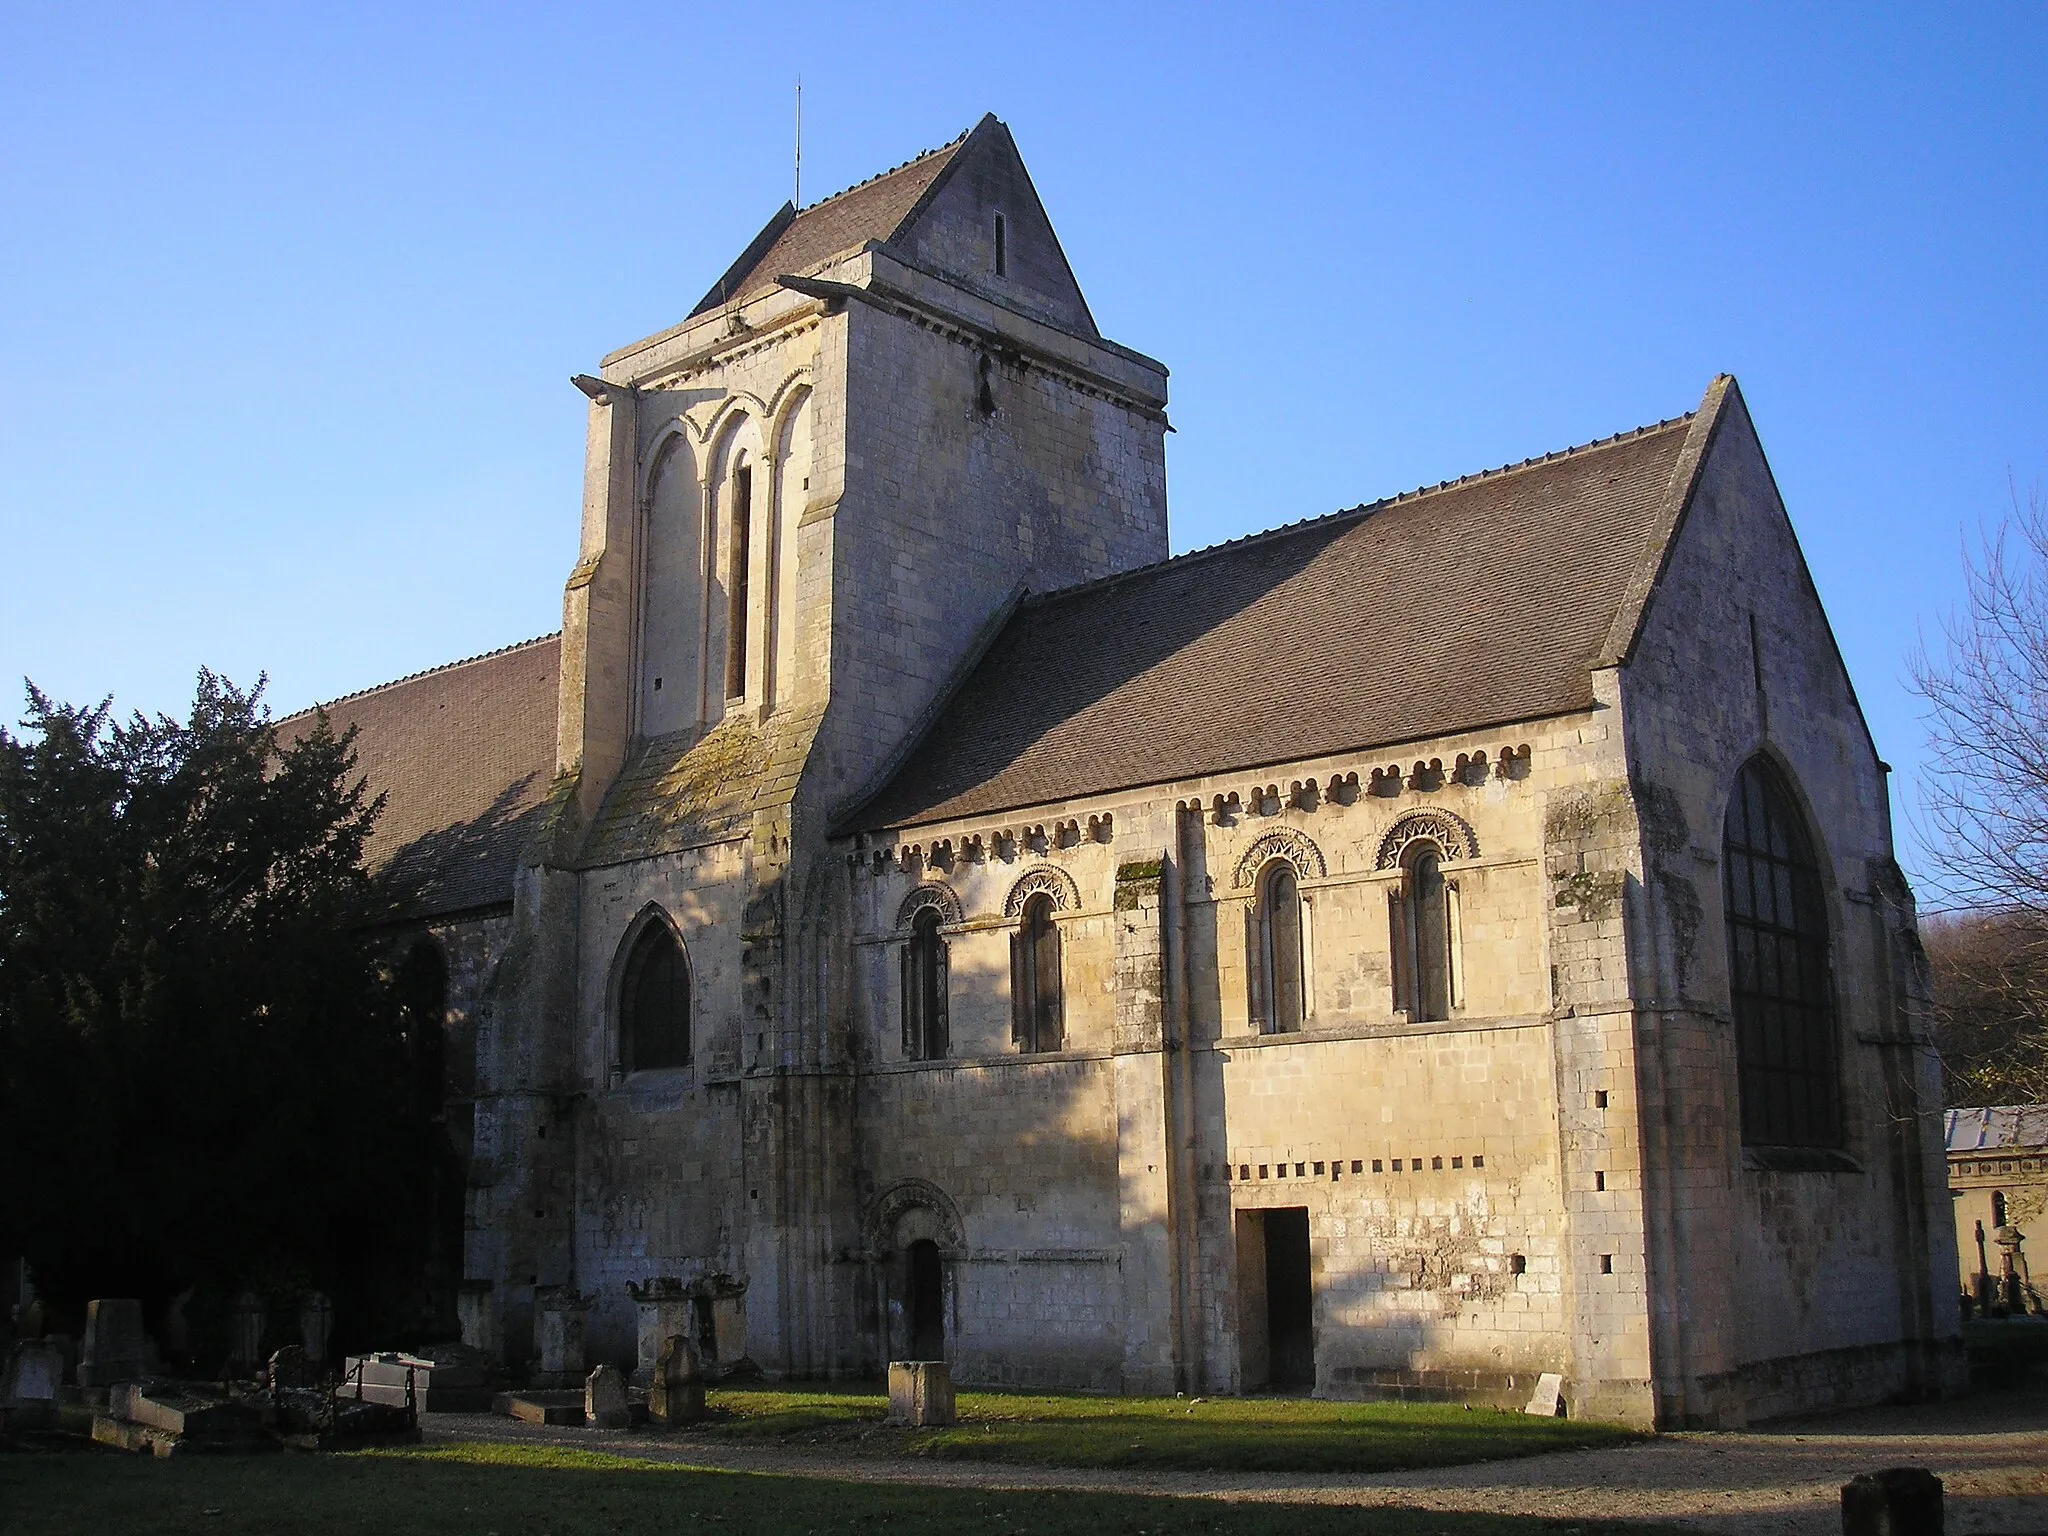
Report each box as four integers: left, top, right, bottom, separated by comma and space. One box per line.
277, 635, 561, 921
1946, 1105, 2048, 1155
689, 128, 971, 317
842, 399, 1715, 833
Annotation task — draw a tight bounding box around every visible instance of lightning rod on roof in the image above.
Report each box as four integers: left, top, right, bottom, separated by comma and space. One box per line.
794, 76, 802, 209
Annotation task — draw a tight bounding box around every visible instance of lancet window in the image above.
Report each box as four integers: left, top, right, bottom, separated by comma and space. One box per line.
619, 919, 692, 1073
1724, 756, 1840, 1149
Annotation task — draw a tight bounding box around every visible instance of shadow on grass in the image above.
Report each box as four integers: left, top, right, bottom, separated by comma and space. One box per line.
696, 1385, 1643, 1473
0, 1441, 1692, 1536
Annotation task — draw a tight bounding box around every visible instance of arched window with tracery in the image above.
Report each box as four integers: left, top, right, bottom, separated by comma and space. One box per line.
1257, 862, 1307, 1034
1389, 841, 1460, 1022
1010, 893, 1063, 1052
902, 906, 949, 1061
619, 919, 692, 1073
1724, 757, 1839, 1148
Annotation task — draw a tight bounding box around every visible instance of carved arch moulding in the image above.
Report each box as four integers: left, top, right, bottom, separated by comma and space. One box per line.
863, 1177, 965, 1257
896, 881, 964, 929
1375, 809, 1479, 870
1231, 829, 1328, 890
1003, 864, 1081, 918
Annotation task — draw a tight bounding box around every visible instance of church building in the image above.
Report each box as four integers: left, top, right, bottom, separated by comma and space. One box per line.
299, 114, 1963, 1427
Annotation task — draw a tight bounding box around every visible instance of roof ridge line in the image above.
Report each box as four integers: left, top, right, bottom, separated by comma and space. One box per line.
796, 127, 972, 215
1020, 410, 1699, 614
280, 632, 560, 721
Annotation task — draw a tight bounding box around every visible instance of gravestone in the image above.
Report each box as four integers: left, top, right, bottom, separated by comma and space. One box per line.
585, 1363, 630, 1429
887, 1360, 954, 1427
1842, 1467, 1943, 1536
229, 1290, 268, 1371
77, 1298, 146, 1387
1523, 1372, 1565, 1417
532, 1288, 590, 1388
628, 1278, 693, 1386
268, 1345, 320, 1391
1, 1339, 64, 1428
458, 1281, 501, 1362
298, 1292, 333, 1361
648, 1334, 705, 1425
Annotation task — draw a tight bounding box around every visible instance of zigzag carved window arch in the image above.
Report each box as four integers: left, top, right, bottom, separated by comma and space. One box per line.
1375, 809, 1479, 870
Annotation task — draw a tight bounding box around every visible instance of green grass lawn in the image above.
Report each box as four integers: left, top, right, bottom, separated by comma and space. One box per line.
687, 1385, 1643, 1473
0, 1440, 1687, 1536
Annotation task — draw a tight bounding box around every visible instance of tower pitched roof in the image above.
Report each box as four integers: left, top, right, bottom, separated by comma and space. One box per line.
689, 123, 973, 318
841, 390, 1726, 833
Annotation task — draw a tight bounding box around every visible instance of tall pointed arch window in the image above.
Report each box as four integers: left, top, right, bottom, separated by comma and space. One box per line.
1257, 862, 1307, 1034
1724, 757, 1840, 1148
902, 907, 949, 1062
1390, 841, 1460, 1022
1011, 893, 1064, 1052
620, 919, 692, 1073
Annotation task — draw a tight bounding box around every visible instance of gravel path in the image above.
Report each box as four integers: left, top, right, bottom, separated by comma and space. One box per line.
422, 1388, 2048, 1534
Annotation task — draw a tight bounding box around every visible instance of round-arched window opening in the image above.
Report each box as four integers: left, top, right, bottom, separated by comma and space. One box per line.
1724, 757, 1840, 1149
1260, 862, 1304, 1034
620, 921, 692, 1073
1012, 892, 1063, 1053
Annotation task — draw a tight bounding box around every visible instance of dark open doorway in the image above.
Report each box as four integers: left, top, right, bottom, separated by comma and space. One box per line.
906, 1239, 945, 1360
1263, 1208, 1314, 1388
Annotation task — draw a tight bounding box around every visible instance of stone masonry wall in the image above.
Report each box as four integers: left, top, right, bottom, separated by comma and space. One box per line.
1618, 387, 1963, 1423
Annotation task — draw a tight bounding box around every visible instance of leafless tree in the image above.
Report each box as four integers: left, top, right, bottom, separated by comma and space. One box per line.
1922, 910, 2048, 1106
1911, 480, 2048, 1105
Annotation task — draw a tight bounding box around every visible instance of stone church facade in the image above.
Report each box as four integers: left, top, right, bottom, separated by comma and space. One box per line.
299, 115, 1962, 1427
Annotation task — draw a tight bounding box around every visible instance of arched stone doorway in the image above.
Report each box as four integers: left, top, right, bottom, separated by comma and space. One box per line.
865, 1180, 964, 1367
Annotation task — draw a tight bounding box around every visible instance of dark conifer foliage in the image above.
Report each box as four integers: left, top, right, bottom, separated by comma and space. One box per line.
0, 671, 434, 1354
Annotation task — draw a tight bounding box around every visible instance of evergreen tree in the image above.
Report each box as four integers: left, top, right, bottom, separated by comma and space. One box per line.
0, 672, 435, 1355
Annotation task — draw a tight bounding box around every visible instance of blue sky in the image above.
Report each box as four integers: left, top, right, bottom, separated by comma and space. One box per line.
2, 4, 2042, 885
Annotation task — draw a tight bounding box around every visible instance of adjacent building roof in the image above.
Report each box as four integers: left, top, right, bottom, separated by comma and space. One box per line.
1947, 1106, 2048, 1155
277, 635, 561, 921
689, 133, 967, 317
843, 412, 1700, 832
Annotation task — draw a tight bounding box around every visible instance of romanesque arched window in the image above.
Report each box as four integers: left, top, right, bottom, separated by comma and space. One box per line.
1390, 840, 1460, 1022
1724, 757, 1840, 1148
902, 906, 949, 1061
1258, 862, 1306, 1034
1010, 892, 1063, 1053
620, 919, 691, 1073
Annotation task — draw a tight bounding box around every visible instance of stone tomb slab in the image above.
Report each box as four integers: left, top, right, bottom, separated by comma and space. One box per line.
494, 1390, 586, 1426
341, 1352, 492, 1412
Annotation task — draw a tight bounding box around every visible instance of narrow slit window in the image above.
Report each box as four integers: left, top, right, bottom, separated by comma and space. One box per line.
725, 462, 752, 699
993, 212, 1007, 276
